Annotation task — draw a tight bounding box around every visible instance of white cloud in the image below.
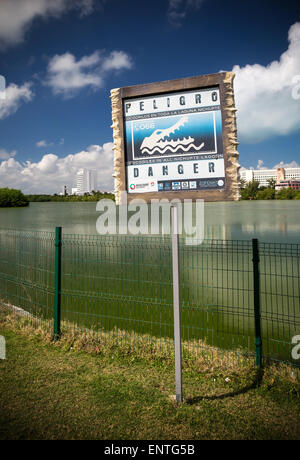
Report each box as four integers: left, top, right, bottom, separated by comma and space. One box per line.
232, 22, 300, 143
0, 148, 17, 160
0, 0, 95, 49
36, 140, 47, 147
0, 82, 34, 120
242, 160, 300, 170
0, 143, 114, 194
46, 51, 102, 96
256, 160, 265, 170
46, 50, 132, 97
273, 160, 300, 169
36, 140, 53, 148
167, 0, 205, 27
101, 51, 133, 72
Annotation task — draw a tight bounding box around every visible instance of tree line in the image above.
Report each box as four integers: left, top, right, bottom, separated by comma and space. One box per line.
1, 183, 299, 207
0, 188, 29, 207
25, 191, 115, 202
241, 178, 300, 200
0, 188, 114, 207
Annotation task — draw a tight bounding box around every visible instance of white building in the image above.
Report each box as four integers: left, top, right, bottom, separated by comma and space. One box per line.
284, 167, 300, 181
76, 169, 97, 195
240, 167, 300, 187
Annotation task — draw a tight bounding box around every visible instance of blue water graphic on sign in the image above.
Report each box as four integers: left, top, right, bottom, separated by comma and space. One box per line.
125, 111, 223, 161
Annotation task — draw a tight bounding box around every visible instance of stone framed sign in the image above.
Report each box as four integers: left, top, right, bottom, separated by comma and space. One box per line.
111, 72, 240, 204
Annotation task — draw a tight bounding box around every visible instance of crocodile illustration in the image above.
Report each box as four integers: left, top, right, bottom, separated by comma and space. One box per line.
140, 115, 204, 155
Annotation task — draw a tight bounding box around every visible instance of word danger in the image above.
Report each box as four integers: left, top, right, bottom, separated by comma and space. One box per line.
132, 161, 218, 177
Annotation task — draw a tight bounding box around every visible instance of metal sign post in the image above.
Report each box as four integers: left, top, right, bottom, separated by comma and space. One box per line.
54, 226, 62, 341
171, 204, 182, 403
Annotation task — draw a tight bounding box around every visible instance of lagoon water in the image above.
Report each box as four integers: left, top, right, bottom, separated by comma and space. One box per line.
0, 200, 299, 363
0, 200, 299, 243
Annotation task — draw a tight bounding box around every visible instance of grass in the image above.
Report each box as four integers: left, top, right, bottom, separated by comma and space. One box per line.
0, 306, 299, 440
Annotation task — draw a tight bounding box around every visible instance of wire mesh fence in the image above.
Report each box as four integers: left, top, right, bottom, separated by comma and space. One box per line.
0, 227, 299, 367
61, 233, 174, 350
180, 240, 255, 361
0, 228, 54, 330
259, 243, 300, 364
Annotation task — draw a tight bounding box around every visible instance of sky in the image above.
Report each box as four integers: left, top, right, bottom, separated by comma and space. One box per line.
0, 0, 299, 194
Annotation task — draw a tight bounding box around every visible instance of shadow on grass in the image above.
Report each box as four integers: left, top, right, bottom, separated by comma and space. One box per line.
186, 367, 264, 404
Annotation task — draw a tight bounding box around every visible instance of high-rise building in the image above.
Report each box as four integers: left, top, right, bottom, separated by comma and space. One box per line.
76, 169, 97, 194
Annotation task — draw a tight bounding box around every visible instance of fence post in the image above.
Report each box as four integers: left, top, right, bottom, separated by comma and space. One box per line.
171, 205, 182, 403
252, 238, 262, 367
54, 227, 62, 341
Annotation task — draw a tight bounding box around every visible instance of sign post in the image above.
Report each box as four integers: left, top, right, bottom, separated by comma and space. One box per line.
171, 204, 182, 403
110, 72, 240, 402
54, 226, 62, 341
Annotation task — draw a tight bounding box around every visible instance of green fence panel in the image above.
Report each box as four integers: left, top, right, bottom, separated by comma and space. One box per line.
0, 228, 299, 367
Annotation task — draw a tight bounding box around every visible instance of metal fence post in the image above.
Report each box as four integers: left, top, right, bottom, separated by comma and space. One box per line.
171, 205, 182, 403
252, 238, 262, 367
54, 227, 62, 341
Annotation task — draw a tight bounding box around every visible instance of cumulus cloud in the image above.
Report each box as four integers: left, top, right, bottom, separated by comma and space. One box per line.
242, 159, 300, 170
273, 160, 300, 169
45, 50, 132, 97
46, 51, 102, 96
233, 22, 300, 143
101, 51, 133, 72
0, 148, 17, 160
167, 0, 205, 27
0, 143, 114, 194
0, 82, 34, 120
0, 0, 95, 49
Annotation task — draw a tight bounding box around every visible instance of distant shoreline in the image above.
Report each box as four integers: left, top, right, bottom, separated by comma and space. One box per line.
25, 192, 115, 203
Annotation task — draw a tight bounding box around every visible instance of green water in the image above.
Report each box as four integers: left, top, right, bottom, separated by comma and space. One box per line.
0, 200, 299, 243
0, 201, 299, 364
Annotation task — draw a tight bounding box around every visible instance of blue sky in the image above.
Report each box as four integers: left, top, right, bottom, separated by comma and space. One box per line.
0, 0, 299, 193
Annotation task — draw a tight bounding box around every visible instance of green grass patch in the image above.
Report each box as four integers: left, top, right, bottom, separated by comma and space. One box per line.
0, 307, 299, 440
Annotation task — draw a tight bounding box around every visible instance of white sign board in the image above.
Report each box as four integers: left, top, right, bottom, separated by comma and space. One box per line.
123, 87, 225, 194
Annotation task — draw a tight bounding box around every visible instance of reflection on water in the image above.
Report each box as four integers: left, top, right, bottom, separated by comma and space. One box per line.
204, 201, 300, 243
0, 200, 299, 243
